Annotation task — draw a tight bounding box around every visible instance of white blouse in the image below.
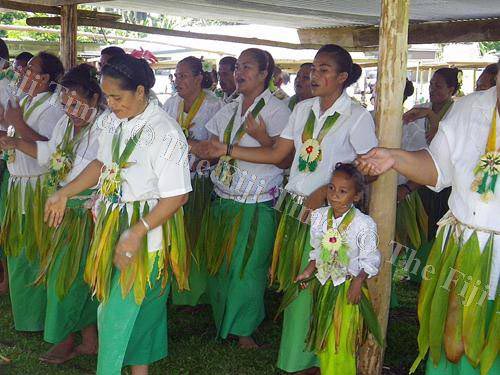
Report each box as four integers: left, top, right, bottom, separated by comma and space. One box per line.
206, 88, 291, 203
36, 113, 101, 186
96, 101, 192, 253
282, 92, 378, 197
7, 91, 65, 177
309, 206, 381, 286
427, 86, 499, 299
163, 89, 223, 142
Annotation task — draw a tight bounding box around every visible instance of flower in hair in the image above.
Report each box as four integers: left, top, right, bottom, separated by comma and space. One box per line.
130, 48, 158, 64
201, 58, 213, 73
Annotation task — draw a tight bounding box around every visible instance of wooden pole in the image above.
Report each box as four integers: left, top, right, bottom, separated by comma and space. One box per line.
60, 5, 77, 70
358, 1, 409, 374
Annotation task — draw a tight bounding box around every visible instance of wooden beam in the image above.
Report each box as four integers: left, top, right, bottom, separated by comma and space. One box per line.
26, 17, 324, 51
60, 4, 77, 69
358, 1, 409, 374
0, 0, 121, 21
298, 18, 500, 48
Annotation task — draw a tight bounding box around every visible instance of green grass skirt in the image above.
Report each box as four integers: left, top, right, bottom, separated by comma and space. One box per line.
205, 197, 277, 338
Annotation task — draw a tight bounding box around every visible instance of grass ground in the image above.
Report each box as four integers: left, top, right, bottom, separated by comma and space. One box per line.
0, 280, 424, 374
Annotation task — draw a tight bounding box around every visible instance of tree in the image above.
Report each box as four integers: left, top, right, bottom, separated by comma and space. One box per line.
479, 41, 500, 55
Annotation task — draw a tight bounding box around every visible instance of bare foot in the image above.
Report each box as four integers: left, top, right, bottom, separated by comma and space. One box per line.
238, 336, 260, 349
40, 335, 76, 364
75, 325, 98, 355
0, 280, 8, 295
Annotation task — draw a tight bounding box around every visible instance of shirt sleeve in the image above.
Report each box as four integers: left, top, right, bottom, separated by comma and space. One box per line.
206, 104, 231, 138
36, 117, 66, 167
351, 217, 381, 278
426, 126, 454, 192
37, 108, 64, 140
349, 110, 378, 154
280, 105, 298, 140
309, 208, 326, 261
153, 128, 192, 198
265, 101, 291, 138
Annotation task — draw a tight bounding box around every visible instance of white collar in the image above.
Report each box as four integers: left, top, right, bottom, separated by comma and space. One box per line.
236, 88, 272, 119
311, 90, 352, 121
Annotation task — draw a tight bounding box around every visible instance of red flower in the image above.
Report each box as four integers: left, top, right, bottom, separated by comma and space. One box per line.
329, 236, 337, 243
306, 146, 313, 154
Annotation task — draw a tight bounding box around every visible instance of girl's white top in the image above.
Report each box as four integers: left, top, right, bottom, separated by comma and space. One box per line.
36, 113, 102, 186
206, 88, 291, 203
281, 92, 378, 197
427, 86, 499, 299
309, 206, 381, 286
7, 91, 65, 177
96, 101, 192, 252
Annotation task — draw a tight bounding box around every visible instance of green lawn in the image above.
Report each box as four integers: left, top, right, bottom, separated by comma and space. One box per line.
0, 281, 424, 374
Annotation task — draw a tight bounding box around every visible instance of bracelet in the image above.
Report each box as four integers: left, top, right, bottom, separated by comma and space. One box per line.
226, 143, 233, 157
140, 217, 151, 232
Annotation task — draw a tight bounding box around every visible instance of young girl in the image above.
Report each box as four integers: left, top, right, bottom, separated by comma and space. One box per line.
163, 56, 222, 307
0, 51, 65, 332
295, 163, 382, 374
196, 44, 378, 372
44, 55, 191, 375
192, 48, 290, 349
1, 64, 102, 364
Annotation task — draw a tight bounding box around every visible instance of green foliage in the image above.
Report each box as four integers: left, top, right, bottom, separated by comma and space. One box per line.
479, 41, 500, 55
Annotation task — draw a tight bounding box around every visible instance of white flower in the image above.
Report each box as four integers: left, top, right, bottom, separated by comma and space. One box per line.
299, 139, 321, 162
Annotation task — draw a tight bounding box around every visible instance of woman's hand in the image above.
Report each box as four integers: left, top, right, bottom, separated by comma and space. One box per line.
0, 136, 17, 150
193, 138, 227, 160
347, 277, 364, 304
113, 225, 146, 271
402, 107, 431, 124
44, 191, 69, 227
355, 147, 396, 176
245, 114, 267, 140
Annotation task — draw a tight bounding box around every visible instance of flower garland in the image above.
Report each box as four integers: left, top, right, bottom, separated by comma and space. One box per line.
471, 105, 499, 202
298, 108, 340, 173
177, 90, 206, 140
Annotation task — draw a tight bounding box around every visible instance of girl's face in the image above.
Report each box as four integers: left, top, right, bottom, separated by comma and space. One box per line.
101, 75, 146, 119
60, 89, 99, 128
327, 171, 361, 216
234, 51, 267, 95
429, 73, 454, 105
310, 53, 348, 97
174, 62, 202, 99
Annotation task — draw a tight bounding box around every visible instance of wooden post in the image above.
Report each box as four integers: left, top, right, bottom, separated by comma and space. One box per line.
60, 5, 77, 70
358, 1, 409, 374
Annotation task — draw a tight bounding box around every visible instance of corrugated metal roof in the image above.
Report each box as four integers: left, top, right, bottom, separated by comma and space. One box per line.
96, 0, 500, 28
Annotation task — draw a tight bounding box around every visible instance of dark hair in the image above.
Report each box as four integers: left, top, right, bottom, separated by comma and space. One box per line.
333, 162, 366, 194
101, 55, 155, 95
101, 46, 126, 58
434, 67, 462, 95
299, 62, 313, 70
178, 56, 213, 89
0, 38, 9, 65
37, 52, 64, 92
15, 52, 34, 64
241, 48, 275, 88
404, 78, 414, 102
219, 56, 237, 71
61, 63, 102, 102
483, 63, 498, 76
316, 44, 361, 89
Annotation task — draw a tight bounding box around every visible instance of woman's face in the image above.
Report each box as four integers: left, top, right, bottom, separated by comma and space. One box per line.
22, 56, 50, 95
310, 53, 347, 97
294, 65, 313, 100
429, 73, 454, 105
174, 62, 202, 99
101, 75, 145, 119
60, 89, 99, 127
234, 51, 267, 95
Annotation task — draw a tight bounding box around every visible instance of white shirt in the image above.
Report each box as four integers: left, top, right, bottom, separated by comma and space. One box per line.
206, 88, 291, 203
282, 92, 378, 196
96, 101, 192, 252
427, 86, 499, 299
36, 113, 102, 186
163, 89, 223, 142
7, 91, 65, 177
309, 206, 381, 286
